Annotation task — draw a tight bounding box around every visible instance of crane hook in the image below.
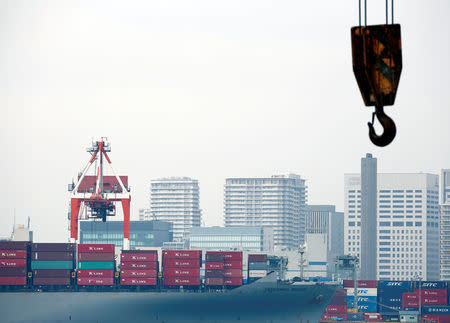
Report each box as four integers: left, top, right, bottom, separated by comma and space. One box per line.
367, 106, 396, 147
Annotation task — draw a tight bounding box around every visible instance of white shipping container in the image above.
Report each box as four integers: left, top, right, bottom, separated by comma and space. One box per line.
346, 288, 378, 297
249, 270, 267, 278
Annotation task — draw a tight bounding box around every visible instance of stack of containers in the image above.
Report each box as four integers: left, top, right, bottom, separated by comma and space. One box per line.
162, 250, 201, 287
204, 252, 224, 287
0, 242, 29, 287
377, 281, 412, 315
77, 244, 115, 286
31, 243, 75, 287
222, 251, 243, 287
120, 250, 158, 287
344, 280, 378, 313
422, 306, 450, 322
402, 281, 448, 309
321, 289, 348, 322
247, 254, 267, 283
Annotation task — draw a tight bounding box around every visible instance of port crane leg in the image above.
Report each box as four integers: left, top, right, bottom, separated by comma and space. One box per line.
70, 198, 82, 243
122, 198, 131, 250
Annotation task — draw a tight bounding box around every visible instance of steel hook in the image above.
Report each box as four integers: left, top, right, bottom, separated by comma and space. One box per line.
367, 106, 396, 147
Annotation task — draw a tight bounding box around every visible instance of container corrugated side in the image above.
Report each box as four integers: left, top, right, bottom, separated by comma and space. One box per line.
163, 258, 200, 268
0, 276, 27, 285
31, 243, 75, 252
205, 278, 224, 286
422, 306, 450, 314
77, 261, 114, 270
223, 260, 242, 269
0, 267, 27, 276
33, 277, 71, 285
120, 261, 157, 270
77, 277, 114, 285
0, 259, 27, 268
120, 269, 157, 278
120, 253, 157, 262
224, 278, 242, 286
31, 260, 74, 270
248, 254, 267, 262
77, 269, 114, 278
121, 249, 157, 254
0, 242, 29, 250
78, 252, 115, 262
0, 250, 27, 259
248, 262, 268, 270
223, 269, 242, 277
32, 251, 75, 261
33, 269, 72, 278
163, 276, 200, 286
162, 250, 201, 260
205, 262, 224, 270
248, 270, 267, 277
120, 277, 157, 285
163, 268, 199, 277
77, 244, 115, 253
205, 269, 224, 278
343, 279, 378, 288
206, 251, 242, 261
205, 253, 224, 262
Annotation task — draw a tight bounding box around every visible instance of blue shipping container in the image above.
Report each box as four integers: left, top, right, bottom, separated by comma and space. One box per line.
347, 296, 377, 307
248, 262, 267, 270
378, 281, 413, 290
347, 313, 365, 321
422, 306, 450, 315
378, 296, 402, 303
358, 303, 377, 312
382, 314, 400, 322
415, 281, 448, 289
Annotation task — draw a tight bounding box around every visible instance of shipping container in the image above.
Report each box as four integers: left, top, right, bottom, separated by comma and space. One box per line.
223, 260, 242, 269
31, 260, 73, 270
163, 268, 199, 277
77, 277, 114, 285
321, 313, 347, 321
205, 253, 224, 262
32, 251, 74, 261
357, 303, 378, 312
120, 277, 157, 285
31, 243, 75, 252
381, 314, 400, 322
378, 281, 413, 290
33, 269, 72, 278
120, 261, 158, 270
422, 297, 447, 305
163, 258, 200, 268
205, 269, 224, 278
402, 300, 419, 308
78, 252, 115, 262
0, 267, 27, 276
0, 250, 27, 259
120, 253, 157, 262
205, 262, 224, 270
346, 287, 378, 297
325, 305, 347, 313
416, 281, 448, 289
207, 251, 242, 261
77, 244, 114, 253
0, 276, 27, 285
347, 296, 377, 307
364, 312, 382, 322
77, 269, 114, 278
121, 249, 157, 254
223, 269, 242, 277
248, 262, 267, 270
422, 305, 450, 314
33, 277, 71, 285
419, 289, 448, 297
77, 261, 114, 270
205, 278, 224, 286
343, 280, 378, 288
248, 270, 267, 278
0, 259, 27, 268
347, 312, 365, 321
403, 292, 419, 300
163, 276, 200, 286
0, 241, 29, 250
248, 254, 267, 262
224, 278, 242, 286
120, 269, 157, 278
162, 250, 201, 259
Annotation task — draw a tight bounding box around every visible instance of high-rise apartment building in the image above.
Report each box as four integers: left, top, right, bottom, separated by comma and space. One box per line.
224, 174, 307, 250
344, 173, 440, 280
360, 153, 378, 280
304, 205, 344, 275
139, 177, 201, 242
440, 169, 450, 280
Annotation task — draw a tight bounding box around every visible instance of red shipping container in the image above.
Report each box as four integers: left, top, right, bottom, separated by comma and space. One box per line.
402, 300, 419, 308
121, 253, 157, 262
120, 277, 157, 285
120, 269, 157, 278
0, 242, 29, 250
120, 262, 158, 270
32, 252, 74, 261
205, 278, 223, 285
403, 292, 419, 300
325, 305, 347, 313
224, 269, 242, 277
343, 280, 378, 288
163, 258, 200, 268
248, 254, 267, 262
0, 267, 27, 276
33, 269, 72, 278
205, 253, 224, 262
364, 313, 382, 322
163, 268, 199, 277
224, 278, 243, 286
77, 269, 114, 278
163, 276, 200, 286
163, 250, 201, 259
0, 276, 27, 285
0, 259, 27, 268
32, 243, 75, 252
122, 249, 157, 254
33, 277, 71, 285
321, 313, 347, 321
77, 244, 115, 253
223, 260, 242, 269
422, 296, 447, 305
205, 269, 224, 278
205, 262, 224, 270
0, 250, 27, 259
420, 289, 448, 297
207, 251, 242, 261
78, 252, 115, 261
77, 277, 114, 285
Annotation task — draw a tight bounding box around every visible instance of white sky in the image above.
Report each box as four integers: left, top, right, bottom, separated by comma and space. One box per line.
1, 1, 449, 242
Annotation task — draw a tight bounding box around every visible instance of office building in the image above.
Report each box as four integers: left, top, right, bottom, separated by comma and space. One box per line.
344, 173, 440, 280
304, 205, 344, 275
189, 226, 274, 252
441, 169, 450, 280
360, 153, 378, 280
80, 220, 172, 248
224, 174, 307, 250
140, 177, 201, 242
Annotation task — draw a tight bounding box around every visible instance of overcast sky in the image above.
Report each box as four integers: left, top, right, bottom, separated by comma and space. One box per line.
1, 1, 449, 242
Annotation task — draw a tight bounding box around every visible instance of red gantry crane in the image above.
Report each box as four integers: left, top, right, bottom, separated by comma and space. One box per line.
68, 138, 131, 249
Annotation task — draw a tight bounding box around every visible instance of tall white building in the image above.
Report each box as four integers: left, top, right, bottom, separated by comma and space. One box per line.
440, 169, 450, 280
344, 173, 440, 280
139, 177, 201, 242
224, 174, 307, 250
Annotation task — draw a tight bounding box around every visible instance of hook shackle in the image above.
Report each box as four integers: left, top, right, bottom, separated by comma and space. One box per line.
368, 106, 396, 147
